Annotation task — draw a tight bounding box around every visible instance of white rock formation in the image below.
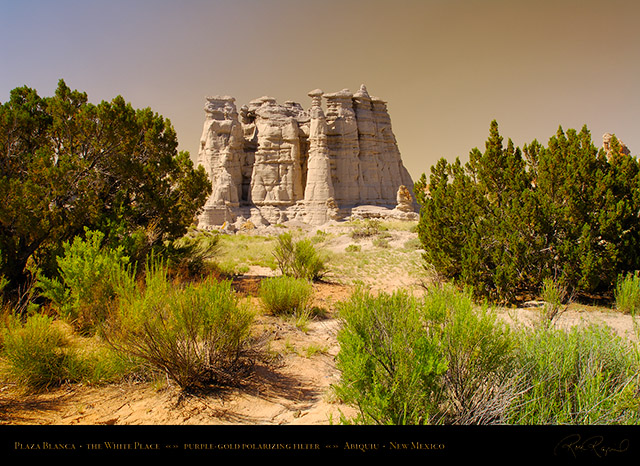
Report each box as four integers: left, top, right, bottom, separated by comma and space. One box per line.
197, 96, 244, 225
196, 85, 417, 228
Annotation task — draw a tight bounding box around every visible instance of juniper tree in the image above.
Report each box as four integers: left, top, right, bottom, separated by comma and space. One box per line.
415, 120, 640, 302
0, 80, 211, 298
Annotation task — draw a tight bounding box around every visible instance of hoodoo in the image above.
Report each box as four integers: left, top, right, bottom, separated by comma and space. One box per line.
196, 85, 417, 229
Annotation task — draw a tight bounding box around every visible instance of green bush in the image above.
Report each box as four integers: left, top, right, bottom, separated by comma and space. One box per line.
345, 244, 361, 253
272, 233, 326, 281
538, 277, 569, 326
1, 312, 131, 390
1, 313, 75, 390
615, 272, 640, 315
415, 121, 640, 302
108, 263, 255, 391
424, 285, 516, 424
334, 284, 640, 425
37, 229, 136, 334
335, 287, 447, 425
372, 237, 390, 249
0, 80, 211, 298
507, 325, 640, 424
259, 275, 313, 317
0, 250, 8, 301
160, 229, 220, 279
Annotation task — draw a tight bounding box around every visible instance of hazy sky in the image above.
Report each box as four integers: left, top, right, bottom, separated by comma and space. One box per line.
1, 0, 639, 181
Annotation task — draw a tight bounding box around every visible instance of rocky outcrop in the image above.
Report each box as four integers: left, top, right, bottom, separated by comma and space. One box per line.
196, 85, 417, 228
603, 132, 631, 158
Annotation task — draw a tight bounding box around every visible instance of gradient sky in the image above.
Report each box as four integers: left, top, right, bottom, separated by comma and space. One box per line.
1, 0, 639, 181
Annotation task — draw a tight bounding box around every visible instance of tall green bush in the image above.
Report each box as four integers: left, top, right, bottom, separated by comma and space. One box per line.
108, 262, 255, 391
335, 288, 447, 425
615, 272, 640, 315
415, 121, 640, 302
335, 285, 516, 425
37, 229, 136, 334
2, 311, 139, 390
1, 313, 75, 390
334, 284, 640, 425
424, 285, 516, 424
259, 275, 313, 317
160, 229, 220, 279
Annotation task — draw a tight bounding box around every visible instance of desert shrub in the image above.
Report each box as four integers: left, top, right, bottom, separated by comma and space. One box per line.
538, 277, 569, 326
272, 233, 326, 281
423, 285, 516, 425
335, 284, 640, 425
311, 230, 329, 244
259, 275, 313, 317
415, 121, 640, 302
336, 285, 521, 425
108, 263, 255, 391
507, 324, 640, 424
350, 219, 386, 240
372, 237, 390, 249
2, 313, 114, 389
402, 238, 422, 251
1, 310, 139, 391
1, 313, 75, 389
37, 229, 136, 334
345, 244, 361, 253
0, 251, 7, 301
615, 272, 640, 315
335, 287, 447, 425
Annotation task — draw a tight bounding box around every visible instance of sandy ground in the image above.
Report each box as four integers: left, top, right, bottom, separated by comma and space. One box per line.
1, 222, 637, 426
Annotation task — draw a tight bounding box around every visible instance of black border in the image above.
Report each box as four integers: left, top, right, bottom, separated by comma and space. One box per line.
1, 424, 638, 461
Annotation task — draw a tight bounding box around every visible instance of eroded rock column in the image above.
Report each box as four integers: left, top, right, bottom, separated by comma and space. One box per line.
353, 84, 382, 204
197, 96, 244, 226
325, 89, 361, 206
249, 97, 304, 208
303, 89, 336, 225
371, 96, 406, 204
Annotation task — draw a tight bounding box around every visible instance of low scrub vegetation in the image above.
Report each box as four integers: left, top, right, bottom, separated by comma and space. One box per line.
1, 228, 258, 393
615, 272, 640, 315
335, 284, 640, 425
106, 262, 255, 391
349, 219, 387, 240
272, 233, 326, 281
508, 324, 640, 424
259, 275, 313, 317
36, 229, 136, 335
1, 312, 133, 390
2, 213, 639, 428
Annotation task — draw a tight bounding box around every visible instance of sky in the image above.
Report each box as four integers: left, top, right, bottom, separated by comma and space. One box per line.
1, 0, 639, 182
